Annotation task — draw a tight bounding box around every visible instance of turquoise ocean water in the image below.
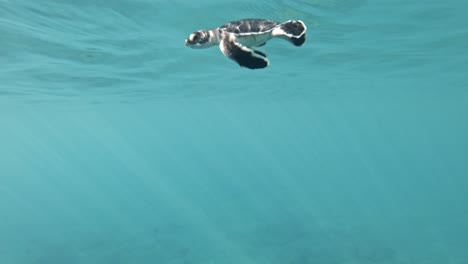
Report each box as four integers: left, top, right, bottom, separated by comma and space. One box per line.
1, 0, 468, 263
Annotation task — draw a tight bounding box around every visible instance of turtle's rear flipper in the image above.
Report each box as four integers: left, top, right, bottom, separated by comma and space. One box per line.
219, 35, 269, 69
272, 20, 307, 46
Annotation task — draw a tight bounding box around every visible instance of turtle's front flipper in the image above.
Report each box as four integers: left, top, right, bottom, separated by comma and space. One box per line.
253, 49, 267, 57
219, 35, 269, 69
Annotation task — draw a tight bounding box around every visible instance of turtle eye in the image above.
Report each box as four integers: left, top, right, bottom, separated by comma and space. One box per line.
192, 33, 201, 41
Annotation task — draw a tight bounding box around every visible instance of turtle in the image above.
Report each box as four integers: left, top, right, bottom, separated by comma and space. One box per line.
185, 19, 307, 69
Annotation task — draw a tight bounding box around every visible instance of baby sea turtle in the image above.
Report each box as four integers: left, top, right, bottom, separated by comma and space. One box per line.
185, 19, 307, 69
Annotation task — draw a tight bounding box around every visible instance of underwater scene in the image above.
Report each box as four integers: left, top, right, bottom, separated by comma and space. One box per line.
1, 0, 468, 263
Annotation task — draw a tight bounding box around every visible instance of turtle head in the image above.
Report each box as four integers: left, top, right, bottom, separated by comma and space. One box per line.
185, 30, 214, 48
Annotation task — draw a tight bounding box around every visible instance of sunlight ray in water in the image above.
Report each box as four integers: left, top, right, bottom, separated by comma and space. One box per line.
1, 0, 468, 263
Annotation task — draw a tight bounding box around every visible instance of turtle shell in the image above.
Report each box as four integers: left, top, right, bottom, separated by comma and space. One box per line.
219, 19, 278, 35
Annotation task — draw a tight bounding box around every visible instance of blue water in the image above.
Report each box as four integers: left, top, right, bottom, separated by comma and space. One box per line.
1, 0, 468, 263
